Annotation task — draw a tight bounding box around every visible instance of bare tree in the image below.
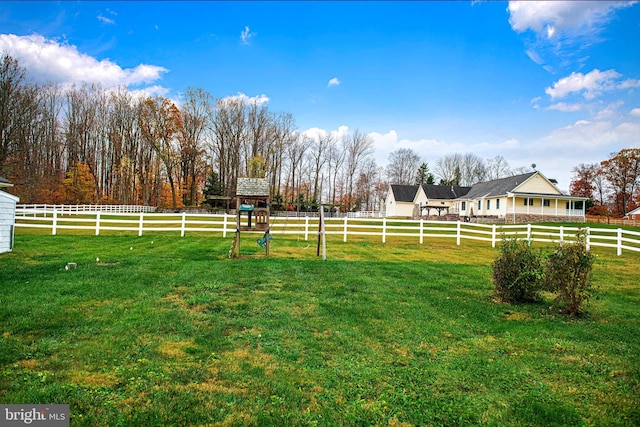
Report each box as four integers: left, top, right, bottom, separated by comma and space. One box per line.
485, 155, 512, 180
435, 153, 462, 185
343, 129, 374, 211
435, 152, 487, 186
308, 132, 332, 203
284, 133, 312, 208
386, 147, 422, 185
0, 53, 27, 175
211, 97, 246, 197
326, 134, 345, 206
460, 152, 487, 186
180, 87, 212, 205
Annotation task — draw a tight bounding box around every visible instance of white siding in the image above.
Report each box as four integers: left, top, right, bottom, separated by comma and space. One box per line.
0, 190, 19, 253
384, 187, 397, 217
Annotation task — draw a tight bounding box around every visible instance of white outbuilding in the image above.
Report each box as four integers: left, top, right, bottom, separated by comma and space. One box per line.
0, 176, 19, 254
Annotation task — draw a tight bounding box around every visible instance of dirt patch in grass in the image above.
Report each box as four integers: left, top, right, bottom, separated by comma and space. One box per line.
71, 371, 117, 387
221, 347, 277, 377
17, 359, 37, 370
158, 339, 195, 359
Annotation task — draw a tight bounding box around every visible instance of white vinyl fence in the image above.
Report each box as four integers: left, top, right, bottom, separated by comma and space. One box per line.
14, 206, 640, 256
17, 204, 156, 215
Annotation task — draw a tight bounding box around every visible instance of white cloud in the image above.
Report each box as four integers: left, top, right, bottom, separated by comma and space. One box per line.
507, 1, 635, 38
547, 102, 583, 112
618, 78, 640, 90
546, 119, 619, 149
97, 8, 117, 25
327, 77, 340, 87
630, 108, 640, 117
0, 33, 167, 89
128, 85, 171, 100
240, 26, 256, 45
525, 49, 544, 65
363, 129, 522, 168
545, 69, 621, 100
302, 125, 350, 143
508, 2, 636, 71
222, 92, 269, 106
595, 101, 624, 120
97, 14, 115, 25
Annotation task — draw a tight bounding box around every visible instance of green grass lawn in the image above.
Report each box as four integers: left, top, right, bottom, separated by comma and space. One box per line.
1, 233, 639, 426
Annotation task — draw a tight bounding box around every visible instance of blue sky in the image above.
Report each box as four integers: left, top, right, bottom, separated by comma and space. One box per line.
1, 1, 639, 189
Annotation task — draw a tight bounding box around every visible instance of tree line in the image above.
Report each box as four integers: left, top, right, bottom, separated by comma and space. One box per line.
6, 52, 635, 216
570, 148, 640, 217
0, 53, 383, 211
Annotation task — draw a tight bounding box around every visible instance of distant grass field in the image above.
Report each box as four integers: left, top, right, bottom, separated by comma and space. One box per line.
1, 232, 639, 426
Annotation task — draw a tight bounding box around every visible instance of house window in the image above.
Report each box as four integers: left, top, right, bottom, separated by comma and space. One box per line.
487, 200, 491, 210
461, 201, 466, 211
478, 200, 481, 211
496, 199, 500, 209
524, 198, 534, 206
543, 199, 550, 207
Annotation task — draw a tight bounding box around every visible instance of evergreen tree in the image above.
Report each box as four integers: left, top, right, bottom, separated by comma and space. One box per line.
415, 162, 435, 185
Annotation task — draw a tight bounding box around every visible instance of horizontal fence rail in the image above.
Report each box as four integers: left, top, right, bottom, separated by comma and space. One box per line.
13, 207, 640, 256
17, 204, 156, 215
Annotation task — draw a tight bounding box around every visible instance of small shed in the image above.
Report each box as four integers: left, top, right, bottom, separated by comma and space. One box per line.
0, 177, 19, 254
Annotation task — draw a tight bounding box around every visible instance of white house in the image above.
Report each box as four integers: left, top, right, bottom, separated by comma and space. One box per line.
0, 177, 19, 254
383, 171, 588, 223
454, 172, 587, 223
384, 184, 470, 218
384, 185, 427, 217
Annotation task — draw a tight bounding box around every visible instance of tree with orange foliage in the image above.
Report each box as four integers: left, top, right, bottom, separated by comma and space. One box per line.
62, 162, 97, 204
600, 148, 640, 217
139, 96, 183, 209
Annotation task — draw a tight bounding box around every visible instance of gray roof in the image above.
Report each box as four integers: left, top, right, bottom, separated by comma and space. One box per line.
459, 172, 538, 200
236, 178, 270, 197
422, 184, 471, 200
0, 176, 11, 187
390, 185, 420, 202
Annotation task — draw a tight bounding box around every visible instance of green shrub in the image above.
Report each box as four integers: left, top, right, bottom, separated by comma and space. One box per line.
545, 230, 596, 316
492, 238, 544, 303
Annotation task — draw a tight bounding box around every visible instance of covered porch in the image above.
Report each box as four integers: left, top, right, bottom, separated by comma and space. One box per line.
505, 192, 586, 223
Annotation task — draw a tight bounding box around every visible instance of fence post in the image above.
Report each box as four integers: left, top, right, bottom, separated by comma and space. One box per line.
617, 228, 622, 256
456, 221, 461, 246
527, 223, 532, 245
559, 226, 564, 243
419, 218, 424, 244
305, 216, 309, 241
492, 224, 497, 248
223, 213, 228, 238
52, 208, 57, 236
138, 212, 144, 237
95, 212, 101, 236
343, 217, 348, 243
181, 212, 186, 237
382, 217, 387, 243
585, 227, 590, 252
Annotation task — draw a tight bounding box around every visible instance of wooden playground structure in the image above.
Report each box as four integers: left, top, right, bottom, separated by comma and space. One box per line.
229, 178, 271, 258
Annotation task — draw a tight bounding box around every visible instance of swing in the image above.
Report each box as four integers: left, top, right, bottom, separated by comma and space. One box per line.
256, 231, 273, 248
